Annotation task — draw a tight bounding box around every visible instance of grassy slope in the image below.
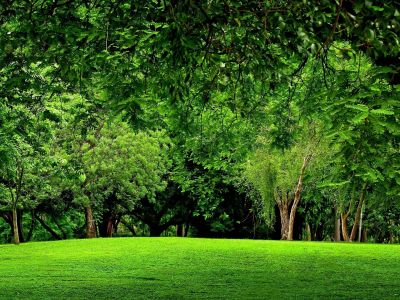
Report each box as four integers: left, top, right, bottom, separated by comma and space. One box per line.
0, 238, 399, 299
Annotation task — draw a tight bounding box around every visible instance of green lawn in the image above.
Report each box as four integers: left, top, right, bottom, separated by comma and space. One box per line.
0, 238, 399, 299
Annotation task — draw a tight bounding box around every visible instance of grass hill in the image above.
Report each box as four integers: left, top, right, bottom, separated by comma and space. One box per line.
0, 238, 399, 299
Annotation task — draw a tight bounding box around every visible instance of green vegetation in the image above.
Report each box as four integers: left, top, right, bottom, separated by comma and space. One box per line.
0, 3, 400, 298
0, 238, 399, 299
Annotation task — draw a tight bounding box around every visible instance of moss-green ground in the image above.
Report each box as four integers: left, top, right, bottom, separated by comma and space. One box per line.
0, 238, 399, 299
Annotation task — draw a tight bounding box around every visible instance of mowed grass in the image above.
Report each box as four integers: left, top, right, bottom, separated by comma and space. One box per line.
0, 238, 399, 299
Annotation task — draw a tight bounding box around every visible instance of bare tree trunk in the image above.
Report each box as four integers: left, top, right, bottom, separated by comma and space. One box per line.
390, 221, 394, 244
310, 225, 316, 241
306, 224, 311, 241
12, 206, 20, 245
334, 206, 341, 242
85, 204, 97, 238
362, 227, 368, 242
279, 205, 289, 240
17, 210, 25, 243
106, 211, 116, 237
350, 182, 368, 241
341, 213, 351, 241
358, 201, 365, 242
184, 223, 189, 237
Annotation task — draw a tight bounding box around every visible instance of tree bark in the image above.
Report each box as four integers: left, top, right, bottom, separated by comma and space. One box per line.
279, 205, 290, 240
288, 156, 310, 241
306, 224, 311, 241
35, 214, 63, 240
85, 204, 97, 238
12, 206, 20, 245
349, 182, 368, 241
17, 210, 25, 243
341, 212, 351, 241
389, 221, 394, 244
106, 211, 117, 237
362, 227, 368, 243
334, 206, 341, 242
310, 225, 316, 241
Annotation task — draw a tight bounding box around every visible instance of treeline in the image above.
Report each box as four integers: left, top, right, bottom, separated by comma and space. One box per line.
1, 1, 400, 245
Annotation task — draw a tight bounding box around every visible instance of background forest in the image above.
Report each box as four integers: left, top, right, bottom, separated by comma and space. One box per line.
1, 0, 400, 246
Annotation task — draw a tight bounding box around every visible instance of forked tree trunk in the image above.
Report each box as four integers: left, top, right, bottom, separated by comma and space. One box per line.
85, 204, 97, 238
12, 206, 20, 245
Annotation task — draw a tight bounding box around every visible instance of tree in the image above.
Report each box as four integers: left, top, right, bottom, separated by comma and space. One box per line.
245, 123, 323, 240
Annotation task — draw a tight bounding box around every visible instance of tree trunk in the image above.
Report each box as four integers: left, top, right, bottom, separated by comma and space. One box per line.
12, 206, 20, 245
349, 182, 368, 241
310, 225, 316, 241
184, 222, 189, 237
341, 212, 351, 242
176, 224, 184, 237
17, 210, 25, 243
306, 224, 311, 241
390, 221, 394, 244
106, 211, 117, 237
149, 225, 164, 237
362, 227, 368, 243
288, 154, 311, 241
334, 206, 341, 242
85, 204, 97, 238
35, 214, 63, 240
279, 205, 289, 240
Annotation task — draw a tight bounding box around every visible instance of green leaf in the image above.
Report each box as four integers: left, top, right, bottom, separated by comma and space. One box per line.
311, 44, 317, 54
365, 28, 375, 41
370, 109, 394, 115
60, 63, 68, 76
352, 111, 369, 123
